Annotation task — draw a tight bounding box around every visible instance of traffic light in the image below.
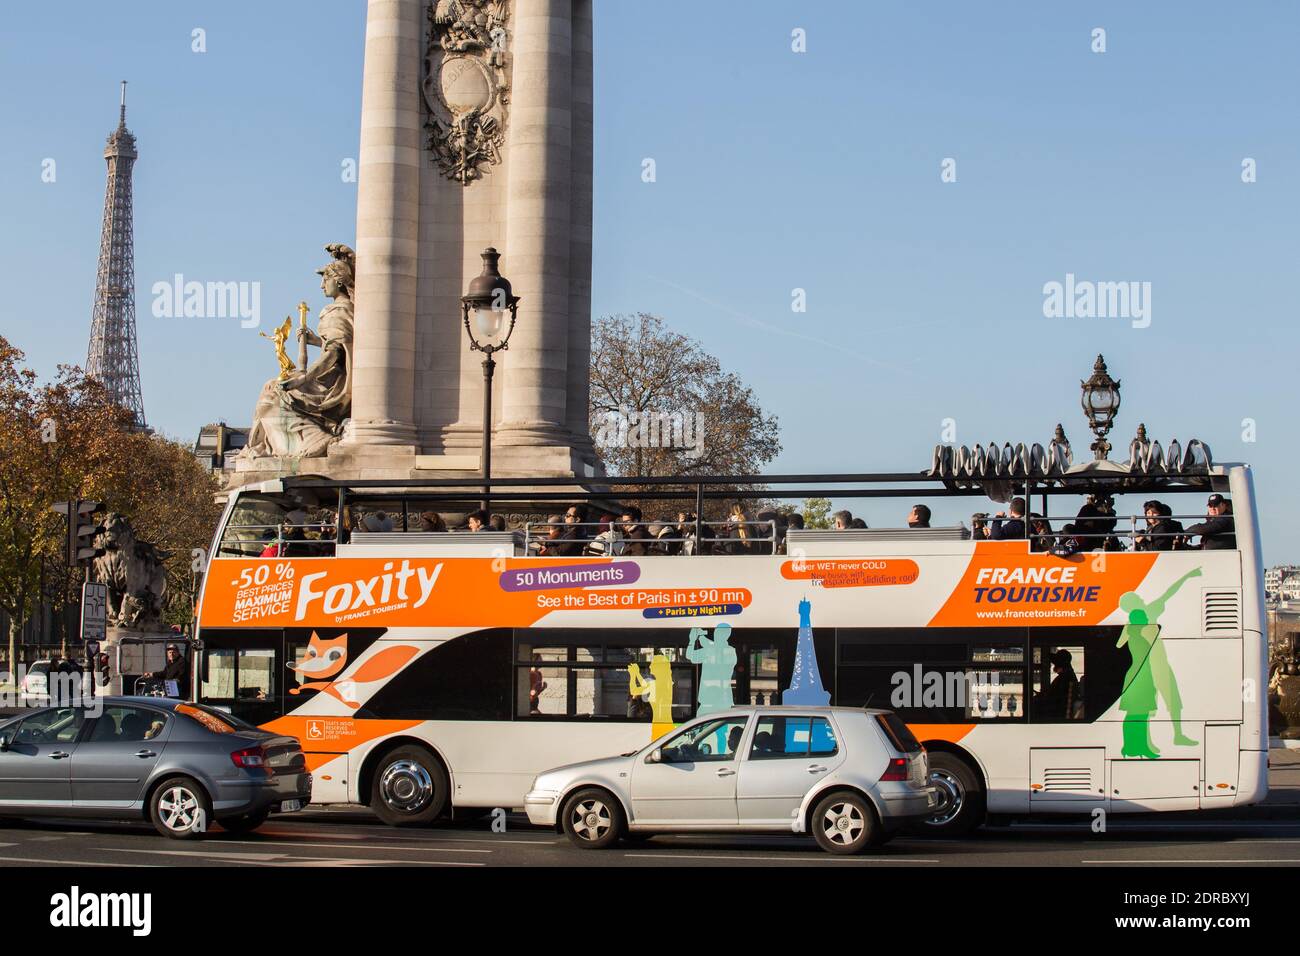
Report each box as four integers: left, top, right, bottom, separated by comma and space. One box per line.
51, 499, 102, 568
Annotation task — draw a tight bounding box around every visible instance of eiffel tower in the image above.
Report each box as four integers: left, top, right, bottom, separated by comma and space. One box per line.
86, 81, 146, 429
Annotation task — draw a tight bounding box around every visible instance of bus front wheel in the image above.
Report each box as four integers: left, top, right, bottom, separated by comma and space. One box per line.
923, 752, 985, 837
370, 746, 449, 826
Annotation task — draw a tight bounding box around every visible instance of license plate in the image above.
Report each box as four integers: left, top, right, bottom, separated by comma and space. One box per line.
279, 799, 302, 813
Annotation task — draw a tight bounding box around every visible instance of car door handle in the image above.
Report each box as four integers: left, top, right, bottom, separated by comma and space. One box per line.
49, 752, 71, 760
716, 768, 736, 777
807, 765, 828, 773
134, 750, 157, 759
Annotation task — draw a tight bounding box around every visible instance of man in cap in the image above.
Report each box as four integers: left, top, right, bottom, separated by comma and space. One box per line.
1185, 494, 1236, 550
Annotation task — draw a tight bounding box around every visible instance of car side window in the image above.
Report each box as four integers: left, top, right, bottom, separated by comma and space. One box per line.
89, 706, 168, 743
660, 717, 749, 763
808, 717, 838, 757
748, 716, 840, 759
14, 708, 85, 745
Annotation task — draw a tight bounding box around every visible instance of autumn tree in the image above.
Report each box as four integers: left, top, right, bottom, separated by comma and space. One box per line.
0, 337, 221, 668
588, 313, 781, 516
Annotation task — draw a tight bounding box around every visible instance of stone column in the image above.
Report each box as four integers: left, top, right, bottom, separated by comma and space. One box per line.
345, 0, 421, 447
497, 0, 572, 445
565, 0, 594, 457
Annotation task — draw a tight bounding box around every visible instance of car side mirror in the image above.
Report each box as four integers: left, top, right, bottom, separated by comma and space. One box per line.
646, 748, 662, 764
0, 732, 11, 752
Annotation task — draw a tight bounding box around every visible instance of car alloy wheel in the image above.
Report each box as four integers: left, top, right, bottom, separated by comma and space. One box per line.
158, 784, 202, 833
379, 759, 434, 814
569, 797, 613, 843
820, 799, 866, 848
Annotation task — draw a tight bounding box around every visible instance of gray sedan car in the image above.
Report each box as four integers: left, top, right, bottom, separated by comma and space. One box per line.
526, 706, 937, 854
0, 697, 311, 839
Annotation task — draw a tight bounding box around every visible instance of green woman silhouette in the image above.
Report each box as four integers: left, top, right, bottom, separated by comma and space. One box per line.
1116, 567, 1202, 758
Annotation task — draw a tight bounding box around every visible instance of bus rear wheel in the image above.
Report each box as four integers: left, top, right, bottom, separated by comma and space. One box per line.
923, 752, 985, 837
370, 746, 449, 826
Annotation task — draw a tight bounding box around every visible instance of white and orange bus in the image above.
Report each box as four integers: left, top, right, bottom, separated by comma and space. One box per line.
193, 464, 1267, 834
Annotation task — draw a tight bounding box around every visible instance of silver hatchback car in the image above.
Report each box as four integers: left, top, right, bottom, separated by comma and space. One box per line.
526, 706, 937, 854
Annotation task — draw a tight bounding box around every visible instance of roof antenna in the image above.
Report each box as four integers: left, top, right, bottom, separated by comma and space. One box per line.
119, 80, 127, 126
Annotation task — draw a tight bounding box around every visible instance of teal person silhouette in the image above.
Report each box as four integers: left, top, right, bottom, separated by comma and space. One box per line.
686, 623, 738, 715
784, 598, 830, 705
1116, 567, 1202, 757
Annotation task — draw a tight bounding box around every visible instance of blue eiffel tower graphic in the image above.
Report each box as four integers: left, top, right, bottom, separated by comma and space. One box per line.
783, 598, 830, 705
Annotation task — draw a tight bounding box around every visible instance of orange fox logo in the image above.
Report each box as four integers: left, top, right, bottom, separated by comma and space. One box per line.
288, 632, 420, 710
289, 632, 349, 695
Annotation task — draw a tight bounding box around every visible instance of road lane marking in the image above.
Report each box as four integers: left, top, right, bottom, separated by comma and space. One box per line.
214, 839, 491, 854
0, 855, 159, 867
622, 853, 938, 863
1082, 858, 1300, 864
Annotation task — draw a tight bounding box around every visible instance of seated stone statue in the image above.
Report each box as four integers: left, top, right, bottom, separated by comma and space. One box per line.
92, 513, 170, 630
243, 243, 355, 459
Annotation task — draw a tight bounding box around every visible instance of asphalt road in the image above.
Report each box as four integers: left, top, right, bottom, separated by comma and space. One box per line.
2, 809, 1300, 867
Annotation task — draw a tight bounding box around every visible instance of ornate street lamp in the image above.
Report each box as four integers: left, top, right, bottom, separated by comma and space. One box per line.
1080, 354, 1122, 460
462, 247, 519, 510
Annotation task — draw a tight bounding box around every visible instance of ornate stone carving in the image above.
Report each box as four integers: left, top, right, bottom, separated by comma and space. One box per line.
242, 244, 355, 460
92, 513, 170, 630
423, 0, 511, 185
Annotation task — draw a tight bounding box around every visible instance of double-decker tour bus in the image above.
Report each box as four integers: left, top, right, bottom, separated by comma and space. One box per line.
193, 459, 1267, 834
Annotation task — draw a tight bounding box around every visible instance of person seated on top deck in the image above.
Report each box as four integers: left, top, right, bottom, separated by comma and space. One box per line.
536, 514, 565, 555
726, 504, 753, 555
619, 506, 653, 557
1185, 493, 1236, 550
849, 517, 868, 529
971, 512, 990, 539
261, 519, 306, 557
908, 504, 931, 529
489, 514, 507, 532
751, 508, 780, 555
418, 511, 448, 533
1028, 514, 1055, 553
464, 510, 489, 532
556, 504, 589, 556
988, 497, 1027, 540
360, 510, 394, 533
832, 509, 854, 531
674, 511, 697, 555
1074, 493, 1125, 551
1134, 500, 1184, 552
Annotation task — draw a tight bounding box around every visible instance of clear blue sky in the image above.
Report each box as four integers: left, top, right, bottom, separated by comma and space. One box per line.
2, 2, 1296, 561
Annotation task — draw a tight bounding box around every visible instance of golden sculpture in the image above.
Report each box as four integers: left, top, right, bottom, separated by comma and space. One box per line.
260, 316, 296, 380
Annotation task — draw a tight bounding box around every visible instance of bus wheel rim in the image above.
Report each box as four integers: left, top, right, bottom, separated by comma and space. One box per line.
927, 768, 965, 826
821, 801, 864, 845
380, 760, 434, 813
571, 798, 611, 841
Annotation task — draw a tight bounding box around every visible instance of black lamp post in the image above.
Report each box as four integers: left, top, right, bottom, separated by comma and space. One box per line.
462, 247, 519, 511
1080, 354, 1122, 460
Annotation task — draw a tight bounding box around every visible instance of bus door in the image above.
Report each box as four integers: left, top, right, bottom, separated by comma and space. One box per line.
198, 629, 284, 727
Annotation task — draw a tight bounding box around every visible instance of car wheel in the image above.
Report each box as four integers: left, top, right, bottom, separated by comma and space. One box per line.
812, 790, 880, 854
370, 746, 449, 826
219, 808, 271, 833
560, 788, 625, 849
150, 777, 213, 840
923, 752, 985, 837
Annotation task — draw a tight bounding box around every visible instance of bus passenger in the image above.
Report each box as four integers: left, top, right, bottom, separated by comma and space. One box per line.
832, 510, 853, 530
1134, 500, 1182, 552
465, 510, 489, 532
988, 498, 1027, 540
557, 505, 588, 556
1185, 494, 1236, 550
1029, 514, 1055, 552
537, 515, 565, 555
1039, 649, 1079, 720
620, 508, 653, 556
489, 514, 507, 532
418, 511, 447, 532
908, 504, 931, 528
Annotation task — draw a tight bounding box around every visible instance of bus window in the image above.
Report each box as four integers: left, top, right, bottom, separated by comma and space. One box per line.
835, 628, 1028, 722
1029, 628, 1127, 723
515, 640, 695, 721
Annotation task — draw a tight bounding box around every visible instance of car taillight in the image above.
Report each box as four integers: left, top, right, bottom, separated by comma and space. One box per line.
879, 757, 910, 782
231, 746, 271, 772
